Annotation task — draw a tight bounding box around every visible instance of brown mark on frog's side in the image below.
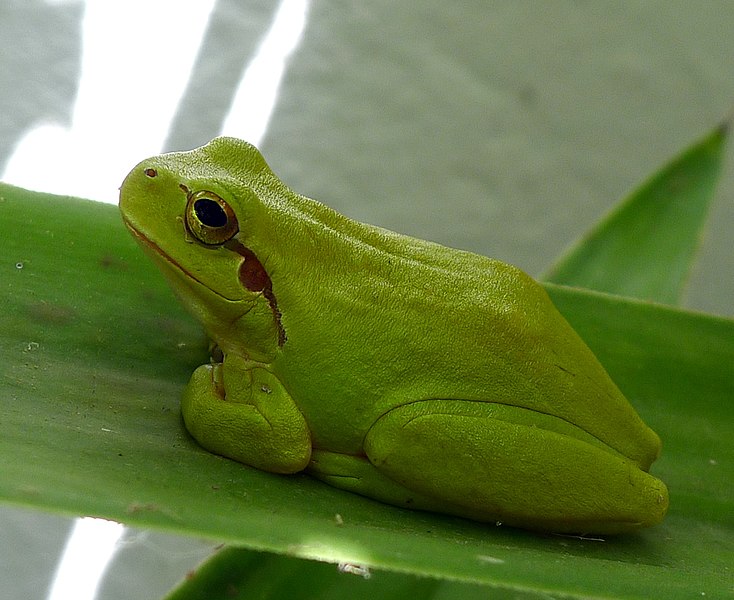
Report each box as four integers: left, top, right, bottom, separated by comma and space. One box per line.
224, 239, 287, 347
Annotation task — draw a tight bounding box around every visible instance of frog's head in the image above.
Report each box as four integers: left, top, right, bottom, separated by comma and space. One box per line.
119, 138, 285, 360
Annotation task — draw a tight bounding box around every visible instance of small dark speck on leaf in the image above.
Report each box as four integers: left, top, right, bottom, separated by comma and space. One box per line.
99, 255, 128, 270
27, 301, 76, 325
126, 502, 161, 514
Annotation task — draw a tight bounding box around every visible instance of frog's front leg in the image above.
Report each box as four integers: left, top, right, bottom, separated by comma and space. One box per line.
315, 400, 668, 534
181, 354, 311, 473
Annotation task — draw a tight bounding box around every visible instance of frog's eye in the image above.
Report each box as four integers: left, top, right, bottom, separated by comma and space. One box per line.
185, 191, 239, 246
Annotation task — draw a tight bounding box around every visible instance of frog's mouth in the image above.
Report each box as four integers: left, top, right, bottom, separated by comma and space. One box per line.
122, 216, 286, 346
122, 217, 243, 303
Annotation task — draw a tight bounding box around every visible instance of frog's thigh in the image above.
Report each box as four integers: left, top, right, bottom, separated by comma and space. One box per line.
364, 400, 668, 533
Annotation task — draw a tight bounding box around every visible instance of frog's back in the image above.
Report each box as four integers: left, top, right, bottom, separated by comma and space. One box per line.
275, 213, 657, 469
208, 139, 659, 469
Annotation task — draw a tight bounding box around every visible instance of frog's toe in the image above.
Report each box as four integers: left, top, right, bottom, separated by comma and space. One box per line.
307, 449, 453, 512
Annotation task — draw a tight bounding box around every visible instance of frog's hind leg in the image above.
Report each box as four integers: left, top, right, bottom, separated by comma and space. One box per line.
307, 449, 456, 514
360, 400, 668, 534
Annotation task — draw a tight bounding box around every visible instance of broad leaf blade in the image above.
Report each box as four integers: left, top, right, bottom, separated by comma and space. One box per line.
544, 122, 728, 303
163, 546, 552, 600
163, 547, 438, 600
1, 184, 732, 599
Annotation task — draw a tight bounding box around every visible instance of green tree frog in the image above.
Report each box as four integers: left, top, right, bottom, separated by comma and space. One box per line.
119, 137, 668, 534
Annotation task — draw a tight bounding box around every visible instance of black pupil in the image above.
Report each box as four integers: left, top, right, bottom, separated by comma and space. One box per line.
194, 199, 227, 228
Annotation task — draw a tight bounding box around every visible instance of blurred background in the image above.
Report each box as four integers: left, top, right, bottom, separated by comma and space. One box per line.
1, 1, 733, 598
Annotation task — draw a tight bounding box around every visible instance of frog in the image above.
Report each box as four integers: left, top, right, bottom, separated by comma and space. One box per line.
119, 137, 669, 534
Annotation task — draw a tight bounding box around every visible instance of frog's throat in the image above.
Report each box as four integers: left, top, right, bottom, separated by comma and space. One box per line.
122, 217, 241, 303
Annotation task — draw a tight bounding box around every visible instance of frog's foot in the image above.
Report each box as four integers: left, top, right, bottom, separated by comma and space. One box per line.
360, 400, 668, 534
181, 359, 311, 474
307, 450, 456, 514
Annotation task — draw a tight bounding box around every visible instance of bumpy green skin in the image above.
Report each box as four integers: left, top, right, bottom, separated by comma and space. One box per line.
119, 137, 669, 534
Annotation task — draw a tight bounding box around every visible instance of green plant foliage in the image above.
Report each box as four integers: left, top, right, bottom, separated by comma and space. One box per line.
0, 122, 732, 599
544, 122, 728, 303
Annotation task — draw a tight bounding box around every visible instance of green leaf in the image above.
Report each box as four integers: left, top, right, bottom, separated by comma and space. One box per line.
163, 546, 551, 600
1, 183, 732, 599
163, 546, 437, 600
543, 121, 728, 303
